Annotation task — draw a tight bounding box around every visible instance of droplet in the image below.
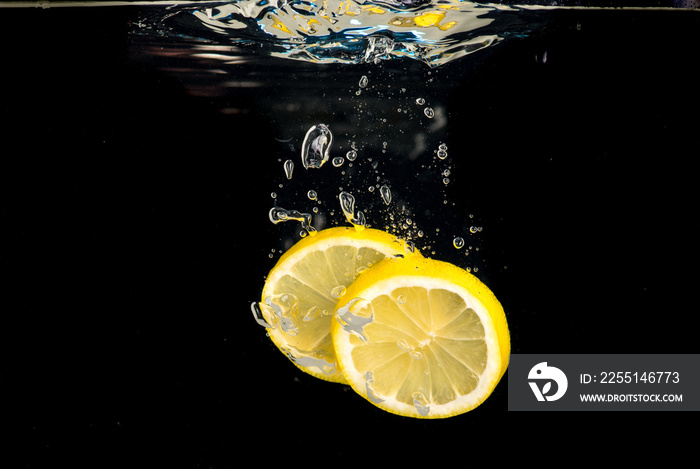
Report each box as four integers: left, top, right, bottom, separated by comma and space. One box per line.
424, 107, 434, 118
339, 191, 366, 231
332, 156, 345, 167
416, 97, 425, 105
284, 159, 294, 179
335, 298, 374, 342
412, 392, 430, 416
359, 75, 368, 88
331, 285, 347, 298
307, 190, 317, 200
379, 184, 392, 205
453, 237, 465, 249
301, 124, 333, 169
396, 294, 407, 305
346, 149, 357, 161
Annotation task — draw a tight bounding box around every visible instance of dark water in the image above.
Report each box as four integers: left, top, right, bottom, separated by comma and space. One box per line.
2, 1, 699, 465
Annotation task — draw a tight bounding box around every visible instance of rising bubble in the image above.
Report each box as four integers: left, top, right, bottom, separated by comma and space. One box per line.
424, 107, 434, 118
339, 191, 366, 231
453, 237, 465, 249
301, 124, 333, 169
379, 184, 392, 205
284, 159, 294, 179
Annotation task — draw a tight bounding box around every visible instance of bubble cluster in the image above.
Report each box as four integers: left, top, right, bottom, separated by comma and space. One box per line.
265, 70, 483, 274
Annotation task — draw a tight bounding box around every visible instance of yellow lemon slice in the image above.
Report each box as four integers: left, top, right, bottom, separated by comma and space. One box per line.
331, 255, 510, 418
255, 227, 418, 383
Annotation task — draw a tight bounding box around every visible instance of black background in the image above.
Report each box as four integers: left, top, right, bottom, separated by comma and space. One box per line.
2, 3, 698, 466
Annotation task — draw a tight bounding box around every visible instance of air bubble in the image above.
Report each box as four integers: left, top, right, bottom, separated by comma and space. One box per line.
284, 159, 294, 179
339, 191, 366, 231
263, 293, 300, 336
303, 306, 321, 322
416, 97, 425, 105
359, 75, 368, 88
281, 345, 336, 375
335, 298, 374, 342
251, 301, 277, 329
346, 149, 357, 161
404, 240, 415, 254
332, 156, 345, 167
307, 190, 317, 200
437, 149, 448, 160
269, 207, 317, 236
424, 107, 434, 118
331, 285, 347, 298
365, 371, 386, 404
301, 124, 333, 169
453, 237, 465, 249
379, 184, 392, 205
412, 392, 430, 416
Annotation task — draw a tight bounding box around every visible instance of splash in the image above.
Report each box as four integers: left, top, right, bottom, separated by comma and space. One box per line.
134, 0, 552, 67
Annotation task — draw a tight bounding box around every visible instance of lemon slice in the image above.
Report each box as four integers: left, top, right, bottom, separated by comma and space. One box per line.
256, 227, 418, 383
331, 256, 510, 418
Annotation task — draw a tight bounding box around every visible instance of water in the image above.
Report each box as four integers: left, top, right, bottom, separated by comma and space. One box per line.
4, 1, 699, 456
